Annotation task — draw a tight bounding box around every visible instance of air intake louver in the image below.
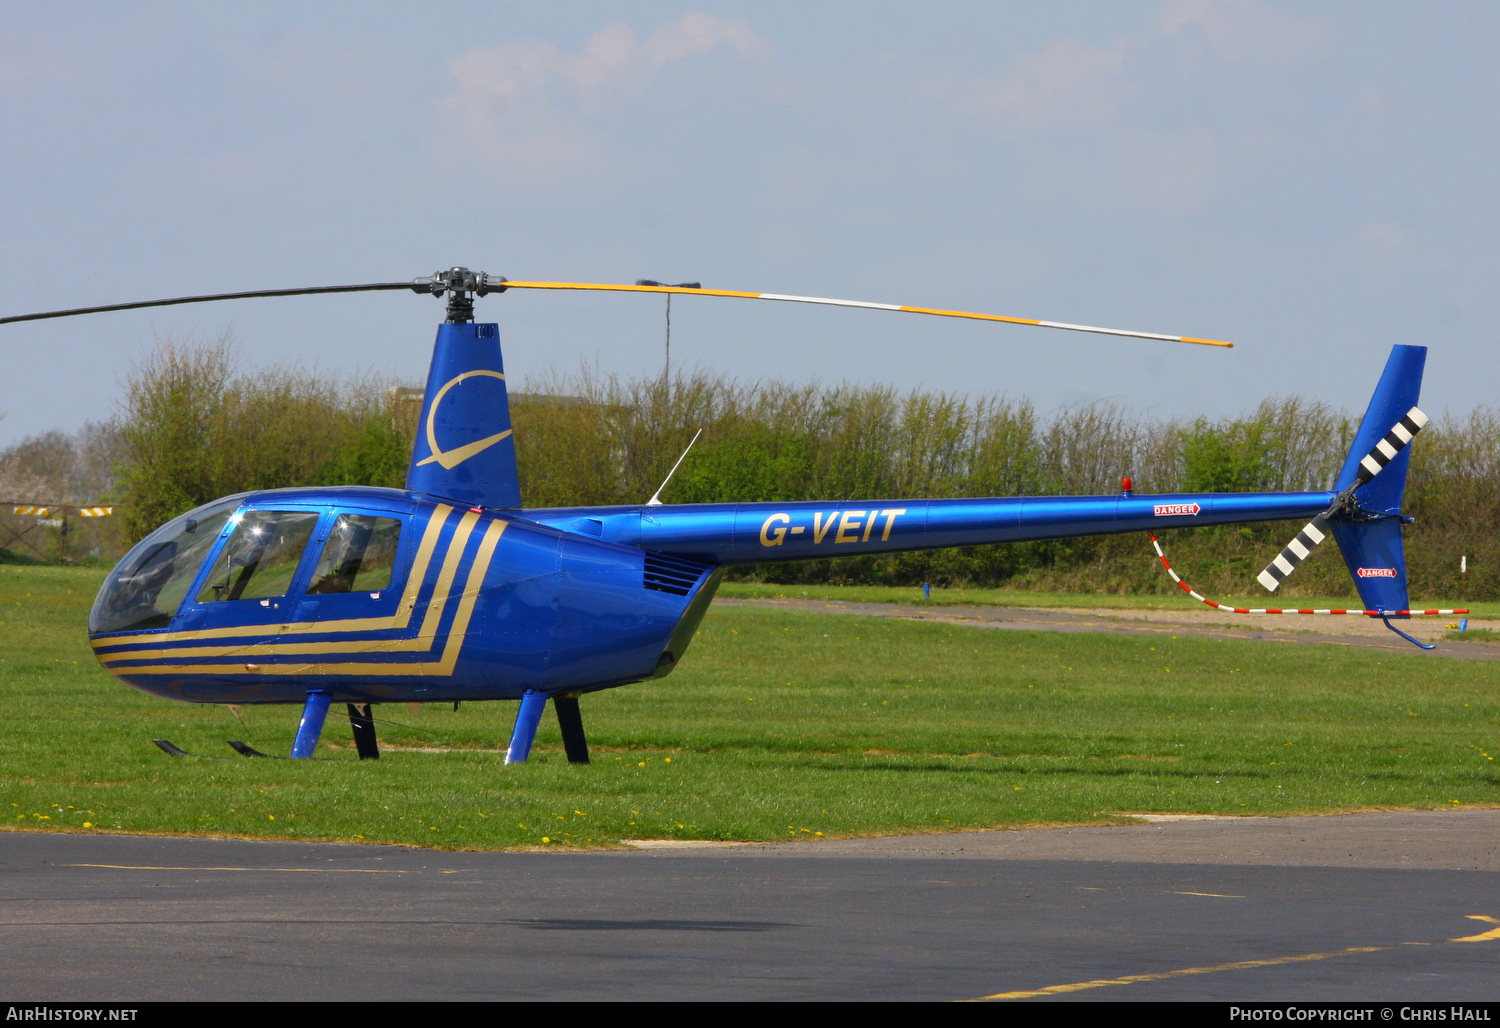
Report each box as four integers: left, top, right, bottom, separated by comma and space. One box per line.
643, 552, 711, 596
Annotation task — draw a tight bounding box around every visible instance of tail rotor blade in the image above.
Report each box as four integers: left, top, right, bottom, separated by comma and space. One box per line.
1354, 407, 1428, 486
1257, 515, 1331, 593
1255, 407, 1428, 593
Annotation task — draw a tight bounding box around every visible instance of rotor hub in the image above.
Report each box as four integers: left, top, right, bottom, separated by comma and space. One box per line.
412, 267, 507, 323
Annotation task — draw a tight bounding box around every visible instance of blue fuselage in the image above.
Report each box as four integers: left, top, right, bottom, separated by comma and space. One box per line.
88, 485, 1331, 705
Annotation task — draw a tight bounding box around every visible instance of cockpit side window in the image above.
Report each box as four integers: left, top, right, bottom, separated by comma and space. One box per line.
307, 515, 403, 595
195, 510, 320, 603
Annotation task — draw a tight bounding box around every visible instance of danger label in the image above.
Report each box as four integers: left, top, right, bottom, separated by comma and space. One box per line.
1153, 503, 1201, 517
1357, 567, 1398, 578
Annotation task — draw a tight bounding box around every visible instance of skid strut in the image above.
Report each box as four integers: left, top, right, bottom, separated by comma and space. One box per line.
290, 691, 331, 759
347, 703, 379, 760
505, 690, 547, 764
554, 695, 590, 764
505, 691, 591, 764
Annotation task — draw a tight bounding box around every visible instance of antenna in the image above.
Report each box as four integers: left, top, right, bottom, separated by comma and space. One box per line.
647, 428, 703, 507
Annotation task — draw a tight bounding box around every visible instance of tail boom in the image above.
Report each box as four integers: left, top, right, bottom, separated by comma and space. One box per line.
527, 491, 1333, 566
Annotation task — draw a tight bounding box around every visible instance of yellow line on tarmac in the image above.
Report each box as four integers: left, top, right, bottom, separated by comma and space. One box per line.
972, 915, 1500, 1000
1453, 915, 1500, 942
970, 946, 1392, 1000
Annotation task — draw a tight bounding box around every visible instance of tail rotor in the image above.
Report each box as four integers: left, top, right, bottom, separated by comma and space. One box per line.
1256, 514, 1333, 593
1255, 406, 1429, 593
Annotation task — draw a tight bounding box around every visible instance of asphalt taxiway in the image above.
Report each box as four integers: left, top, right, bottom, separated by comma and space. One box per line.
3, 811, 1498, 1001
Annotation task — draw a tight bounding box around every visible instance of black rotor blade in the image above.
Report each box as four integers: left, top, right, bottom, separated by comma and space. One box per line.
0, 282, 419, 325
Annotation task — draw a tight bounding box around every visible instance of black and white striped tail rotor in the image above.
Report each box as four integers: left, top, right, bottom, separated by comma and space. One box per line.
1354, 407, 1429, 486
1256, 515, 1331, 592
1255, 406, 1428, 593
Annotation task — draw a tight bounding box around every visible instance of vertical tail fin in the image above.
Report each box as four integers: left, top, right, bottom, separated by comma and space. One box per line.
404, 322, 522, 509
1329, 344, 1426, 615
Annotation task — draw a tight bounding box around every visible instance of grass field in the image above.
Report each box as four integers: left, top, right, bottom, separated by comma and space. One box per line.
1449, 628, 1500, 643
2, 564, 1497, 850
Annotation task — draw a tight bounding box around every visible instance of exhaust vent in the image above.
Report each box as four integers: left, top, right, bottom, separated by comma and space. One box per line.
643, 552, 711, 596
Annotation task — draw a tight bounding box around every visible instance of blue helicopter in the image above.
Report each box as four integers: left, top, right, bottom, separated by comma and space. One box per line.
1, 269, 1440, 764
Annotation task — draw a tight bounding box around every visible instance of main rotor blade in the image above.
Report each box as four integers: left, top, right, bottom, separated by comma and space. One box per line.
3, 273, 1235, 348
0, 282, 417, 325
500, 281, 1234, 348
1254, 406, 1429, 592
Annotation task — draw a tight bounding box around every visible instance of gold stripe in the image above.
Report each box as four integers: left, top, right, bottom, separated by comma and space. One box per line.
98, 510, 480, 665
386, 503, 451, 628
415, 509, 479, 640
92, 505, 455, 651
101, 634, 430, 664
111, 520, 505, 677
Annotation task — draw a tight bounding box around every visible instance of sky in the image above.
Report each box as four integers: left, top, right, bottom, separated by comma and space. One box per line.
2, 1, 1497, 450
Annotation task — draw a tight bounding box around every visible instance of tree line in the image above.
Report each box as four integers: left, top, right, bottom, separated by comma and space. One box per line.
2, 336, 1493, 600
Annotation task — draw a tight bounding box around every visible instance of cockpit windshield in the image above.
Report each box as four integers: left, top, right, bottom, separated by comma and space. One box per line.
88, 494, 247, 634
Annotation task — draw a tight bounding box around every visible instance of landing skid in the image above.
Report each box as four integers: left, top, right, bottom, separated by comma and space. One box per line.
223, 740, 334, 760
153, 739, 233, 760
150, 738, 335, 760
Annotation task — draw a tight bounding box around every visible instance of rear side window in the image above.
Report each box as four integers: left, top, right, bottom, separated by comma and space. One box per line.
196, 511, 320, 602
307, 515, 403, 595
